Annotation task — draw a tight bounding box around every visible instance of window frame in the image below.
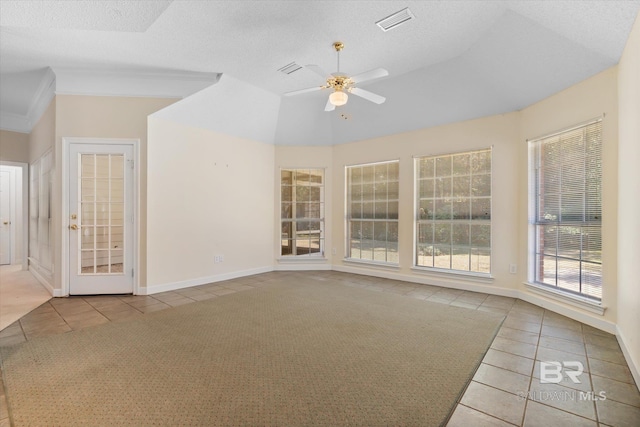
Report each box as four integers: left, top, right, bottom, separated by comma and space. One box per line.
413, 148, 492, 276
527, 119, 603, 302
279, 168, 325, 258
345, 160, 400, 266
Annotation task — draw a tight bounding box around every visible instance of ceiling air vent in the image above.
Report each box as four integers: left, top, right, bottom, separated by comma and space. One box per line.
376, 7, 415, 32
277, 62, 303, 75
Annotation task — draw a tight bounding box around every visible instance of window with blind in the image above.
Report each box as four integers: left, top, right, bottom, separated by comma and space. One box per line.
347, 161, 399, 264
415, 149, 491, 273
280, 169, 324, 257
529, 120, 602, 300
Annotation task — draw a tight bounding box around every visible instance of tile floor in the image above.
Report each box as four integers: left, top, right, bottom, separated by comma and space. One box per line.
0, 270, 638, 426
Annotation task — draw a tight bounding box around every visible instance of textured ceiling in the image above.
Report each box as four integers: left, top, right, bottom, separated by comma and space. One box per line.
1, 1, 639, 144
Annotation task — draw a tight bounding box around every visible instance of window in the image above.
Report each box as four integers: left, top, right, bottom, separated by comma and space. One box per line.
415, 149, 491, 274
347, 161, 399, 264
529, 120, 602, 300
280, 169, 324, 256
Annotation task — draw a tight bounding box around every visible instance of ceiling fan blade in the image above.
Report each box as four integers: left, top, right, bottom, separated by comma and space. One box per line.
305, 64, 332, 80
284, 86, 323, 97
350, 87, 386, 104
350, 68, 389, 84
324, 97, 335, 112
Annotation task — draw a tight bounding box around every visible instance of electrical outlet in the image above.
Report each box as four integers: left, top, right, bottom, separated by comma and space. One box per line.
332, 248, 337, 255
219, 254, 224, 262
214, 255, 223, 263
509, 264, 517, 274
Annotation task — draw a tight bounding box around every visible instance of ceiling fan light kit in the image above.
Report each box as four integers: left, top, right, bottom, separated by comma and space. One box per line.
283, 41, 388, 111
329, 91, 348, 106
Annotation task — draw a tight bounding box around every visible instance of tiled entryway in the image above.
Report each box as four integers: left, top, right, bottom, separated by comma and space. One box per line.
1, 271, 638, 426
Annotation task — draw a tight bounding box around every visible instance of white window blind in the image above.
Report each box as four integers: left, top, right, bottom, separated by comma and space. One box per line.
529, 120, 602, 300
415, 149, 491, 273
347, 161, 399, 264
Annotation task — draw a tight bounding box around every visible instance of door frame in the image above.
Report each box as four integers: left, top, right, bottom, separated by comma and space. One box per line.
62, 137, 140, 296
0, 161, 28, 270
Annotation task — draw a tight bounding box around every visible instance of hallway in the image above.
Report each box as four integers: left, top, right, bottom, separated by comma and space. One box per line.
0, 264, 50, 331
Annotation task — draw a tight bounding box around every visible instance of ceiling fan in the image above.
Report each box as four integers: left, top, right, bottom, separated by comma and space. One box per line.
284, 42, 389, 111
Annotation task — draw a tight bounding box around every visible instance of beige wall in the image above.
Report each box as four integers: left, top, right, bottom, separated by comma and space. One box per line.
272, 67, 620, 334
274, 145, 334, 269
328, 112, 521, 293
0, 130, 29, 163
617, 13, 640, 384
53, 95, 177, 291
519, 67, 618, 328
146, 117, 275, 290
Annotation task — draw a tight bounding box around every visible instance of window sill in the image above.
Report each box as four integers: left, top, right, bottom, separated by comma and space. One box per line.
524, 282, 605, 315
277, 256, 328, 263
343, 258, 400, 270
411, 266, 494, 283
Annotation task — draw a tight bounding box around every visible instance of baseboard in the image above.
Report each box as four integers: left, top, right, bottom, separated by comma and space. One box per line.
28, 265, 60, 297
616, 326, 640, 391
275, 261, 332, 271
142, 266, 274, 295
333, 264, 519, 298
517, 291, 616, 334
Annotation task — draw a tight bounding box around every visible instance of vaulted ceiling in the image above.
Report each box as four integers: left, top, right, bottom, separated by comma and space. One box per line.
1, 1, 639, 144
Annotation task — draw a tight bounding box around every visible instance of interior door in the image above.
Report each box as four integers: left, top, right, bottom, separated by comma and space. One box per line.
69, 143, 134, 294
0, 170, 11, 265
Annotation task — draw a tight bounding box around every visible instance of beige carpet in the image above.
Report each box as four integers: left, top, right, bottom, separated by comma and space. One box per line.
0, 276, 504, 426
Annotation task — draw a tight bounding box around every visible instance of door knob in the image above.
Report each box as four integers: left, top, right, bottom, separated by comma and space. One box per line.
2, 221, 8, 225
69, 224, 78, 230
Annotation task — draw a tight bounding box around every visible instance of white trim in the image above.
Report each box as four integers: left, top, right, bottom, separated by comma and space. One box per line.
343, 258, 401, 270
524, 282, 605, 315
28, 264, 61, 297
0, 68, 56, 133
62, 137, 140, 296
519, 288, 614, 333
525, 116, 603, 143
276, 261, 331, 271
277, 256, 328, 263
0, 112, 31, 134
53, 68, 220, 100
411, 266, 494, 283
142, 266, 273, 295
616, 326, 640, 392
333, 264, 518, 297
26, 68, 56, 129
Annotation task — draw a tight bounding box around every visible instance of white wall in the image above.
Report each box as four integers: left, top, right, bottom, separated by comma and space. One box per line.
617, 13, 640, 386
152, 74, 281, 145
146, 117, 275, 292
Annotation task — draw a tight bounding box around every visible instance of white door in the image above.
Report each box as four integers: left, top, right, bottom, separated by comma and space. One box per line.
69, 143, 135, 294
0, 170, 11, 265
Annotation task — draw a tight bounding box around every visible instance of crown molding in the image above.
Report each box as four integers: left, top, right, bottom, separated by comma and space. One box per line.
0, 68, 221, 133
52, 68, 221, 99
0, 111, 31, 133
0, 67, 56, 134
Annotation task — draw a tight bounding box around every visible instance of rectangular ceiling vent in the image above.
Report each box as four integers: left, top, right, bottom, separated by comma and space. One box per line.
376, 7, 415, 32
277, 62, 303, 75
